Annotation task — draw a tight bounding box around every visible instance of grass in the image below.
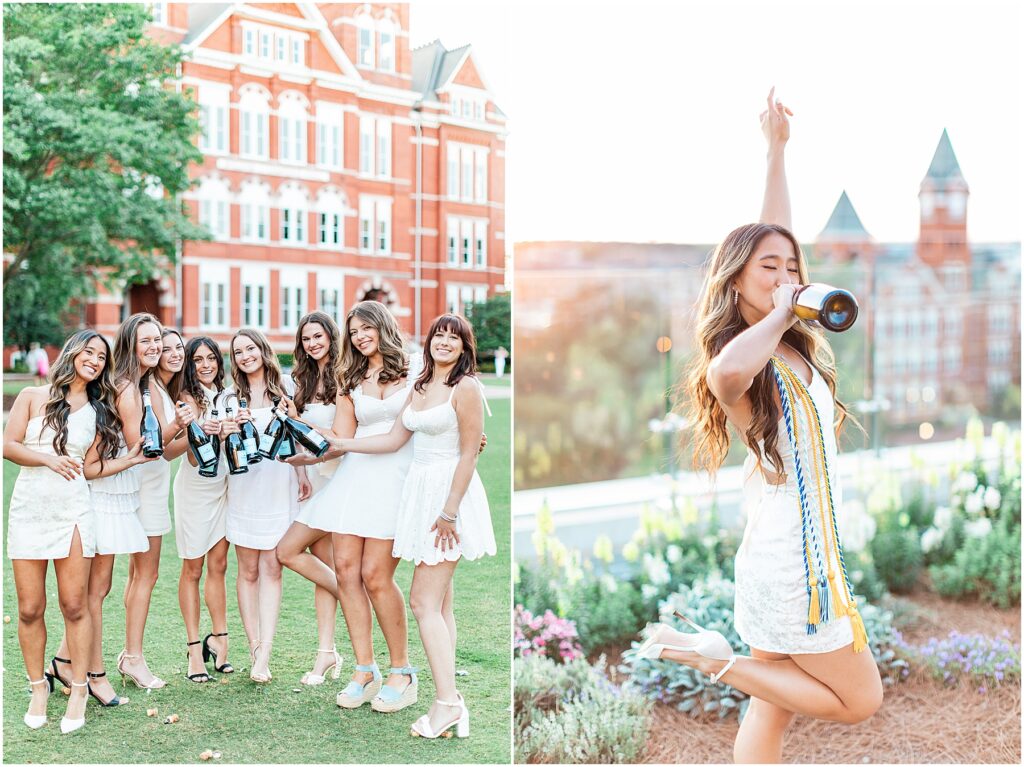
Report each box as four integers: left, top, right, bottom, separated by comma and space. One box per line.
2, 399, 511, 763
3, 378, 36, 397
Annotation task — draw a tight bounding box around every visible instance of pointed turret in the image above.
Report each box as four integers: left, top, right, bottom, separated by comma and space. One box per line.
918, 129, 969, 270
814, 191, 874, 264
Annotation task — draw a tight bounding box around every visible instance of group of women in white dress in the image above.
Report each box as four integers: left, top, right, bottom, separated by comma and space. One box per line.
5, 300, 497, 739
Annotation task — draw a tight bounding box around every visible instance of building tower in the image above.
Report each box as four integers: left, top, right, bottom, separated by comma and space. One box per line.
814, 190, 874, 264
917, 129, 970, 278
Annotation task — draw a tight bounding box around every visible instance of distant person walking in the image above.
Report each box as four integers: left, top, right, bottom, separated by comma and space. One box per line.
27, 343, 50, 386
494, 346, 508, 378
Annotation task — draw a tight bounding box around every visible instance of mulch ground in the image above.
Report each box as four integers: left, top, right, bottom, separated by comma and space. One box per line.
631, 592, 1022, 764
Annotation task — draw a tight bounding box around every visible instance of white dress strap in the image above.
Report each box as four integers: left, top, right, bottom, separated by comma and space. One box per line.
474, 376, 492, 417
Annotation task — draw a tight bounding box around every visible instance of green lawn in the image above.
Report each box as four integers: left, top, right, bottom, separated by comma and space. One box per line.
3, 378, 35, 397
2, 399, 511, 763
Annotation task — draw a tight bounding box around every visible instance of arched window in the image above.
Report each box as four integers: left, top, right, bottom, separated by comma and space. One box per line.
195, 175, 232, 240
277, 91, 309, 165
239, 180, 271, 242
238, 86, 270, 159
278, 183, 309, 245
378, 17, 395, 72
316, 189, 347, 248
356, 10, 374, 68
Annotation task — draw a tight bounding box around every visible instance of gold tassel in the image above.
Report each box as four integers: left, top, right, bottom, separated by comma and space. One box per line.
808, 577, 821, 626
849, 605, 869, 653
828, 571, 847, 618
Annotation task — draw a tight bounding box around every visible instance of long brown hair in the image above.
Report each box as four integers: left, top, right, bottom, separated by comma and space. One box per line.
42, 330, 122, 462
292, 311, 341, 411
683, 223, 851, 476
228, 328, 285, 407
111, 312, 162, 391
415, 313, 477, 394
336, 301, 408, 395
180, 337, 225, 413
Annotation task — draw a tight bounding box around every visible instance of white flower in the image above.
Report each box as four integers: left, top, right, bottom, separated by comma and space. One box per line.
600, 573, 619, 594
839, 499, 876, 553
933, 506, 953, 531
984, 486, 1002, 512
642, 553, 670, 586
955, 472, 979, 494
920, 526, 944, 553
641, 583, 659, 601
964, 518, 993, 539
666, 544, 682, 564
964, 491, 984, 517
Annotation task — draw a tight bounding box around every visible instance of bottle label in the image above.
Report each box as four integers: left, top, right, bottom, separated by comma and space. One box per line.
197, 443, 216, 464
234, 444, 249, 465
259, 434, 275, 453
243, 437, 257, 455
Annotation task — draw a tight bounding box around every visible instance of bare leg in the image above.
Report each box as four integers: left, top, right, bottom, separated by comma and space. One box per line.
277, 522, 338, 594
441, 579, 456, 656
12, 559, 49, 718
122, 536, 163, 686
179, 556, 207, 678
235, 545, 261, 661
53, 528, 92, 722
82, 554, 122, 704
252, 549, 283, 679
656, 626, 883, 724
304, 535, 339, 681
204, 539, 230, 668
410, 560, 461, 732
333, 534, 376, 686
361, 538, 408, 691
733, 649, 795, 763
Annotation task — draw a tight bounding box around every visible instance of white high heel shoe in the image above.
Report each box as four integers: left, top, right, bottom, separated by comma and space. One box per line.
60, 680, 88, 734
300, 647, 343, 686
410, 693, 469, 739
24, 677, 51, 729
636, 610, 738, 685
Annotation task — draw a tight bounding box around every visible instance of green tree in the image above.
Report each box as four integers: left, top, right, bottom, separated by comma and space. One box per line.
3, 2, 207, 349
464, 292, 511, 362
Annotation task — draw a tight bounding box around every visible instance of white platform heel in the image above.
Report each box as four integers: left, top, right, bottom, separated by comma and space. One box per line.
60, 680, 88, 734
637, 610, 738, 685
23, 677, 51, 729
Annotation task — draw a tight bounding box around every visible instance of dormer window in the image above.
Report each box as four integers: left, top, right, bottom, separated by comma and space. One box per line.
379, 18, 395, 72
357, 13, 374, 68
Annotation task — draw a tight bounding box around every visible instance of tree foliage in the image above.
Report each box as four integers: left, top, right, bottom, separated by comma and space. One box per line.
3, 2, 207, 348
464, 292, 511, 360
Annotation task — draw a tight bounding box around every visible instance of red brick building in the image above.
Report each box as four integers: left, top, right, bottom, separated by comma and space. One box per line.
89, 2, 506, 350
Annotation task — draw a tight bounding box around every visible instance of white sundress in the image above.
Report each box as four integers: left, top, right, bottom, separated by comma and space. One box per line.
7, 407, 98, 559
392, 379, 496, 566
733, 362, 854, 655
135, 383, 174, 537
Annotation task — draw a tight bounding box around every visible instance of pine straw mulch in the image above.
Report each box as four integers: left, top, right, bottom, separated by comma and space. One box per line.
633, 592, 1022, 764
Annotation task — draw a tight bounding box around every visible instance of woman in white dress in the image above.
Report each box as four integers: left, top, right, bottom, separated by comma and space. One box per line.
172, 336, 238, 682
286, 301, 420, 711
327, 313, 496, 738
638, 91, 882, 763
276, 312, 345, 685
120, 327, 190, 687
4, 330, 137, 732
227, 328, 311, 682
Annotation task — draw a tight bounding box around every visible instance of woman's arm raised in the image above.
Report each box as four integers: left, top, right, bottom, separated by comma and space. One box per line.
759, 86, 794, 230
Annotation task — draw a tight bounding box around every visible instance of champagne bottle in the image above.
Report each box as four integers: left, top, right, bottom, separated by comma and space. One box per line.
259, 397, 287, 459
284, 416, 330, 458
198, 408, 221, 479
792, 284, 859, 332
140, 386, 164, 458
237, 397, 263, 464
223, 404, 249, 475
276, 422, 297, 461
178, 400, 217, 469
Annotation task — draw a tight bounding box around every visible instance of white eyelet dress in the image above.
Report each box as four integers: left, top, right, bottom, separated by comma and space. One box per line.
296, 355, 421, 539
7, 407, 98, 559
90, 439, 149, 556
392, 380, 496, 566
225, 377, 299, 550
134, 383, 174, 537
297, 401, 337, 496
172, 386, 228, 559
733, 364, 854, 655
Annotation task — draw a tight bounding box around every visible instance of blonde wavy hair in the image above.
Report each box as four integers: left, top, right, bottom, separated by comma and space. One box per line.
683, 223, 852, 476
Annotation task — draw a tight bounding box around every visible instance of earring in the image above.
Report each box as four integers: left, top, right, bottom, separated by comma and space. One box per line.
733, 289, 739, 306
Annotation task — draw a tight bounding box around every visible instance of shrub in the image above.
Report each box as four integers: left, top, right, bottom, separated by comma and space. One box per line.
929, 511, 1021, 608
514, 606, 584, 663
622, 576, 910, 719
914, 630, 1020, 691
515, 655, 651, 764
870, 527, 923, 593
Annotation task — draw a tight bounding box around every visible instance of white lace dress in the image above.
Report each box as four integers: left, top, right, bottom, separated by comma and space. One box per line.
733, 364, 854, 654
172, 386, 228, 559
392, 381, 496, 565
296, 357, 420, 539
7, 407, 98, 559
225, 377, 299, 550
135, 383, 174, 537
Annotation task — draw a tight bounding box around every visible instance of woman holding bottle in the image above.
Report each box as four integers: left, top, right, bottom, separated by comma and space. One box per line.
638, 90, 882, 763
226, 327, 311, 682
172, 336, 238, 682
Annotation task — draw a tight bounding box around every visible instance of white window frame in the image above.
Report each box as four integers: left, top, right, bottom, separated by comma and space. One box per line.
239, 89, 270, 160
447, 142, 488, 202
279, 270, 306, 331
277, 93, 308, 165
199, 263, 230, 331
358, 196, 392, 256
198, 87, 229, 155
316, 104, 344, 169
359, 116, 391, 179
378, 19, 395, 73
240, 266, 270, 330
357, 14, 374, 68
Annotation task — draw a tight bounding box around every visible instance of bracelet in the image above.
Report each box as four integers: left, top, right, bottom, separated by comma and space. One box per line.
439, 511, 458, 523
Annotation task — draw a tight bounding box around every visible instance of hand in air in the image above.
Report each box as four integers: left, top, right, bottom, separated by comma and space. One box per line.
760, 86, 793, 149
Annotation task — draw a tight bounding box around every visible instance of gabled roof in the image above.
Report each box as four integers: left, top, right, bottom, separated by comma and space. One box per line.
818, 191, 870, 239
925, 129, 964, 181
183, 3, 231, 46
412, 39, 495, 100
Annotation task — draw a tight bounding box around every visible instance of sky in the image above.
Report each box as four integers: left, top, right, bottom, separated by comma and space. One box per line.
410, 0, 1021, 245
